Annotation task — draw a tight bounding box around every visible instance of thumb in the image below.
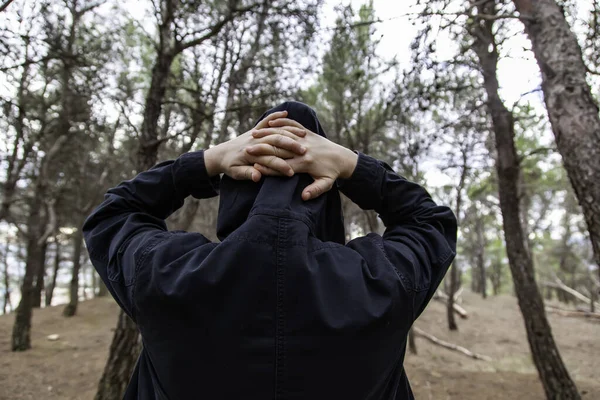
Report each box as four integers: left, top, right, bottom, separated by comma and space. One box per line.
230, 165, 262, 182
303, 177, 334, 201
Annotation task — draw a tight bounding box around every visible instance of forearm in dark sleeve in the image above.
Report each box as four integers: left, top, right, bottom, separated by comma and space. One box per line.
82, 150, 219, 316
338, 152, 457, 317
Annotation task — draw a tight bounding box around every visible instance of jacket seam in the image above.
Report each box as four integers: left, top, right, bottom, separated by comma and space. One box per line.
275, 218, 286, 399
131, 231, 173, 320
368, 235, 417, 293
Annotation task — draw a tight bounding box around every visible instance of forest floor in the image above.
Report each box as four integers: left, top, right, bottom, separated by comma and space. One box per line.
0, 291, 598, 399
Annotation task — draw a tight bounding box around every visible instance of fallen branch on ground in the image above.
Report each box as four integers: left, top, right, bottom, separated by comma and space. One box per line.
453, 287, 464, 303
412, 327, 492, 361
541, 278, 600, 309
545, 305, 600, 320
434, 291, 469, 319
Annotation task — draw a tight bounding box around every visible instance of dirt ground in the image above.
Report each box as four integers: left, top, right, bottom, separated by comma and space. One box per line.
0, 292, 598, 399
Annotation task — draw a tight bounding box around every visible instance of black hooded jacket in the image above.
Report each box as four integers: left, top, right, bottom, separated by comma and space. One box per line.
83, 101, 457, 399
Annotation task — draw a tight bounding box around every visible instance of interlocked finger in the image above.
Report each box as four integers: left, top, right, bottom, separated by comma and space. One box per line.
250, 133, 306, 155
248, 154, 294, 177
254, 163, 287, 177
268, 118, 306, 130
252, 127, 307, 140
230, 166, 260, 182
303, 177, 334, 201
246, 143, 297, 159
254, 111, 288, 130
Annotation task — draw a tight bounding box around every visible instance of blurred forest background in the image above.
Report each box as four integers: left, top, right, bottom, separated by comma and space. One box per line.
0, 0, 599, 399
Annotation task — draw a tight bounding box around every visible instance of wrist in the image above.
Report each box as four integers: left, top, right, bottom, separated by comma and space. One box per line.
204, 145, 224, 177
338, 147, 358, 179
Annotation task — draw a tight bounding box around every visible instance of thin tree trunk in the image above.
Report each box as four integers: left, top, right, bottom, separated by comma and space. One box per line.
97, 279, 109, 297
476, 217, 487, 299
491, 259, 501, 296
11, 192, 45, 351
471, 265, 479, 293
591, 283, 596, 314
2, 238, 11, 314
63, 229, 83, 317
470, 2, 581, 398
45, 241, 61, 307
513, 0, 600, 279
446, 261, 459, 330
91, 258, 97, 297
32, 242, 47, 308
447, 154, 468, 331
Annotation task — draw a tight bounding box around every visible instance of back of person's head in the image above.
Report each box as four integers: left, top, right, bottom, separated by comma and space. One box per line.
216, 101, 346, 243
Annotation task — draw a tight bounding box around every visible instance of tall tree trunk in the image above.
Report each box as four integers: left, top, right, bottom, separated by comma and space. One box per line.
491, 258, 501, 296
95, 2, 252, 397
96, 5, 177, 396
447, 153, 468, 331
95, 312, 141, 400
471, 265, 479, 293
12, 195, 44, 351
446, 261, 459, 330
475, 216, 487, 299
45, 241, 61, 307
63, 228, 83, 317
11, 134, 67, 350
97, 279, 108, 297
32, 242, 47, 308
2, 238, 11, 314
590, 281, 596, 314
513, 0, 600, 279
470, 2, 581, 398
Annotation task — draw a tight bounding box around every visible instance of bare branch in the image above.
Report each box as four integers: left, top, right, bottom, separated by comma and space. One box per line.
76, 0, 105, 17
518, 146, 557, 162
0, 0, 14, 12
37, 199, 57, 246
177, 4, 259, 52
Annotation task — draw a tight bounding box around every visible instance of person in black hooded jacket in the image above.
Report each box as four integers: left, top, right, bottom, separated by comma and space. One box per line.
83, 101, 457, 400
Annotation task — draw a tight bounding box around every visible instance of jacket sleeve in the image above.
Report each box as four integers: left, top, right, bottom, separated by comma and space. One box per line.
338, 152, 457, 319
82, 150, 219, 320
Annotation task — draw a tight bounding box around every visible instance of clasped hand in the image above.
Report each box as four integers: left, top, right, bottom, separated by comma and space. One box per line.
204, 111, 358, 201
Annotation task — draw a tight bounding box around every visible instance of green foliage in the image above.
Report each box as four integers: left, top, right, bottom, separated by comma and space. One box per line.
299, 2, 401, 163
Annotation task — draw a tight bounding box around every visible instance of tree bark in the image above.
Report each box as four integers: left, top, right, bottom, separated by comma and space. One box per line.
513, 0, 600, 279
470, 2, 581, 399
63, 228, 83, 317
45, 241, 61, 307
2, 238, 11, 314
447, 152, 468, 331
475, 216, 487, 299
97, 279, 109, 297
94, 312, 141, 400
12, 194, 45, 351
32, 242, 47, 308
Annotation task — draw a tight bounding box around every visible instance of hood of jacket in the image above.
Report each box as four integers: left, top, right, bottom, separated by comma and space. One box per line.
216, 101, 346, 244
